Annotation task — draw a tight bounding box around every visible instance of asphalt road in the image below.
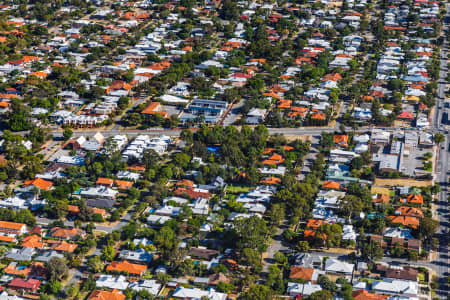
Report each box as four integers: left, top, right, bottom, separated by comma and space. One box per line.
433, 32, 449, 297
37, 209, 133, 234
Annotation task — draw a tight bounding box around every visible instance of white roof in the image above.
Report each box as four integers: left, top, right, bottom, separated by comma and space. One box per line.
129, 280, 161, 295
372, 279, 418, 295
96, 275, 129, 290
383, 227, 413, 239
172, 287, 227, 300
287, 282, 322, 296
325, 258, 354, 274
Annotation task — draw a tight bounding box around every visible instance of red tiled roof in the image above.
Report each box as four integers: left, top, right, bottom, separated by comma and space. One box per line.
24, 178, 53, 190
106, 261, 147, 275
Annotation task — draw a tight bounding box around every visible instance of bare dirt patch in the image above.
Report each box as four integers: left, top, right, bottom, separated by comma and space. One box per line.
374, 178, 432, 187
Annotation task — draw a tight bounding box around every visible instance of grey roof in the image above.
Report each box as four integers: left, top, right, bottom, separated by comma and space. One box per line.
119, 248, 153, 262
35, 250, 64, 262
5, 247, 35, 261
86, 198, 116, 208
291, 253, 322, 268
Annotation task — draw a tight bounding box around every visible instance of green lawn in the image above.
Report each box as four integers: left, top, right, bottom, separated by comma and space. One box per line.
226, 185, 251, 194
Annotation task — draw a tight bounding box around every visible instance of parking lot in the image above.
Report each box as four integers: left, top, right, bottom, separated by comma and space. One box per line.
400, 146, 433, 176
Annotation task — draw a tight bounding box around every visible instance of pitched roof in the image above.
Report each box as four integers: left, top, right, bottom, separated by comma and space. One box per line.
106, 261, 147, 275
322, 181, 340, 190
395, 206, 424, 218
259, 176, 281, 185
21, 235, 43, 248
115, 179, 133, 189
96, 177, 114, 185
0, 221, 26, 231
307, 219, 325, 229
49, 227, 84, 239
353, 289, 387, 300
89, 289, 125, 300
67, 205, 80, 214
261, 153, 285, 165
304, 230, 327, 239
0, 235, 15, 243
53, 241, 78, 252
311, 112, 326, 120
8, 278, 41, 290
334, 134, 349, 145
289, 266, 316, 281
373, 194, 390, 204
24, 178, 53, 190
387, 216, 420, 229
406, 194, 423, 204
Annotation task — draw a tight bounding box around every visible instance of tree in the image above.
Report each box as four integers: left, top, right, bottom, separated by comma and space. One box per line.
309, 290, 333, 300
274, 251, 287, 265
87, 256, 105, 273
318, 275, 337, 292
297, 240, 310, 252
101, 244, 115, 261
408, 250, 419, 261
45, 280, 62, 295
419, 217, 439, 242
241, 248, 262, 273
423, 152, 432, 160
233, 216, 268, 252
238, 285, 274, 300
216, 281, 235, 293
362, 240, 384, 261
391, 242, 405, 258
63, 129, 73, 141
434, 133, 445, 144
46, 257, 68, 280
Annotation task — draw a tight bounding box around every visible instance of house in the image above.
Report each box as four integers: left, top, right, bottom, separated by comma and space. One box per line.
188, 247, 219, 260
106, 261, 147, 276
291, 253, 322, 268
23, 178, 53, 191
129, 280, 161, 296
8, 278, 41, 293
342, 225, 357, 241
246, 108, 267, 124
372, 279, 418, 297
119, 248, 153, 263
334, 135, 349, 147
353, 290, 388, 300
96, 177, 114, 187
404, 194, 423, 205
86, 198, 116, 209
376, 265, 418, 281
96, 275, 129, 290
80, 187, 118, 199
88, 289, 125, 300
387, 216, 419, 229
289, 266, 319, 282
34, 250, 64, 263
287, 282, 322, 297
373, 194, 390, 204
371, 129, 391, 145
5, 247, 35, 261
53, 241, 78, 252
322, 181, 340, 190
0, 221, 27, 235
395, 206, 423, 218
324, 258, 354, 275
49, 227, 85, 240
172, 287, 227, 300
21, 235, 43, 248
